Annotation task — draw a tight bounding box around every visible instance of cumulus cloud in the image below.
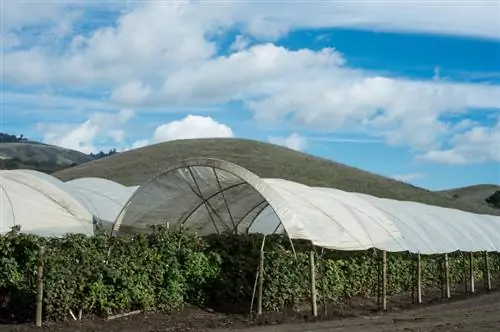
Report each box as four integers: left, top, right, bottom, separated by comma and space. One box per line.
110, 81, 152, 105
269, 133, 307, 151
418, 118, 500, 165
130, 115, 234, 149
38, 109, 135, 153
230, 35, 251, 52
161, 44, 345, 105
3, 1, 500, 165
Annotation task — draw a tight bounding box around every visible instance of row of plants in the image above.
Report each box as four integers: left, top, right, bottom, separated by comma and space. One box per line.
1, 226, 499, 322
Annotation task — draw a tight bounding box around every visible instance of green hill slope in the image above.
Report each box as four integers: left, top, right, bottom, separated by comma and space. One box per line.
438, 184, 500, 210
0, 142, 94, 173
53, 138, 499, 215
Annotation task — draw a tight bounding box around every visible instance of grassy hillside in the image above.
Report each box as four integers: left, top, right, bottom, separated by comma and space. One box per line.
438, 184, 500, 210
0, 142, 94, 173
53, 138, 499, 215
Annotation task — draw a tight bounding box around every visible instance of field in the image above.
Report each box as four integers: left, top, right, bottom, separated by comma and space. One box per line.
1, 230, 499, 332
53, 138, 499, 215
2, 285, 499, 331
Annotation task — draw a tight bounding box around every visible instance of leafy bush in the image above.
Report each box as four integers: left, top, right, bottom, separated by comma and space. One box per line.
0, 226, 220, 321
1, 228, 499, 322
486, 191, 500, 209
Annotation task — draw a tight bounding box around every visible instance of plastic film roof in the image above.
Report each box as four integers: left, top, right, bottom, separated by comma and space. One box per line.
113, 158, 500, 253
65, 178, 139, 224
0, 170, 94, 236
0, 170, 138, 236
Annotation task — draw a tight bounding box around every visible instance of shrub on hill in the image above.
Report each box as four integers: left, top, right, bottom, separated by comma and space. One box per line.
486, 191, 500, 209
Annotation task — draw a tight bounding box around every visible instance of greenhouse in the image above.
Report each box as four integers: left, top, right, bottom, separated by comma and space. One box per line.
1, 158, 500, 254
112, 158, 500, 254
0, 169, 138, 236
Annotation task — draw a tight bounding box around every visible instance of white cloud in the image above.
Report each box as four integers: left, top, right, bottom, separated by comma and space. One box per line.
161, 44, 345, 105
2, 0, 69, 31
110, 80, 152, 105
3, 0, 500, 166
153, 115, 234, 142
37, 109, 135, 153
131, 115, 234, 148
230, 35, 251, 52
236, 1, 500, 40
418, 118, 500, 165
269, 133, 307, 151
392, 173, 427, 182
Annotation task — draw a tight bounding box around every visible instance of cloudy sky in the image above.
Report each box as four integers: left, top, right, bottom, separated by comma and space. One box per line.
1, 0, 499, 190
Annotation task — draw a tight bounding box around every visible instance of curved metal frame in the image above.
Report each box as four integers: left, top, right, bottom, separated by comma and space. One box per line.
111, 158, 290, 236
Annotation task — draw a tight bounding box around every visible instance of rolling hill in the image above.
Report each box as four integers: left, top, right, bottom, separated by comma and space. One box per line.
438, 184, 500, 210
53, 138, 500, 216
0, 142, 94, 173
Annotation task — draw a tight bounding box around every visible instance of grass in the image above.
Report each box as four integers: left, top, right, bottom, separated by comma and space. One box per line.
0, 142, 94, 173
0, 142, 92, 165
438, 184, 500, 210
53, 138, 500, 215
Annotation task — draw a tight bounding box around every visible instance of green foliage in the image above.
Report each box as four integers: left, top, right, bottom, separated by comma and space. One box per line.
0, 227, 220, 321
1, 230, 500, 322
0, 132, 26, 143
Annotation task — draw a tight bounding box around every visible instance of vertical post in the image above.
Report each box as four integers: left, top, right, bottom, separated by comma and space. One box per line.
469, 252, 475, 294
417, 253, 422, 304
444, 253, 451, 298
382, 250, 387, 311
484, 251, 492, 291
257, 248, 264, 315
35, 246, 45, 327
309, 250, 318, 317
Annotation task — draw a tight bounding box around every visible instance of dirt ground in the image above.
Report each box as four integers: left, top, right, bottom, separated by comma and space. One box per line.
2, 288, 499, 332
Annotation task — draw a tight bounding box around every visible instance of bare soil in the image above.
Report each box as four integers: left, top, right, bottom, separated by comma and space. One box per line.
1, 285, 499, 332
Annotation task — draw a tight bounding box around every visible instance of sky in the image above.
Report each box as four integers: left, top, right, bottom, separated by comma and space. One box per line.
1, 0, 499, 190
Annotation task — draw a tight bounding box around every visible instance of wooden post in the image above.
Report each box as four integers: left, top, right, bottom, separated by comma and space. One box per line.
309, 250, 318, 317
257, 248, 264, 315
484, 251, 492, 291
444, 253, 450, 298
35, 246, 45, 327
382, 250, 387, 311
417, 253, 422, 304
469, 252, 475, 294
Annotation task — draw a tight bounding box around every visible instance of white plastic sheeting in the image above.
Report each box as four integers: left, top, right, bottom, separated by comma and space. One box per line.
66, 178, 139, 224
113, 158, 500, 253
0, 170, 138, 236
0, 170, 94, 236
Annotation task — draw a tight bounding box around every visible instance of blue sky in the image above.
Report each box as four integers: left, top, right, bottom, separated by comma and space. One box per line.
1, 0, 499, 190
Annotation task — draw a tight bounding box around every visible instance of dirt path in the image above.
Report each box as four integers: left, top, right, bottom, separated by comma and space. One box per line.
219, 291, 500, 332
2, 291, 499, 332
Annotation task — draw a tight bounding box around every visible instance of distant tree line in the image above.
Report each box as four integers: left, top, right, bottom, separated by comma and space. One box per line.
88, 149, 118, 159
0, 133, 27, 143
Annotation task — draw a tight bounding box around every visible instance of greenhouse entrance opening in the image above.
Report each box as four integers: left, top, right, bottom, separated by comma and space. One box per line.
112, 160, 284, 236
